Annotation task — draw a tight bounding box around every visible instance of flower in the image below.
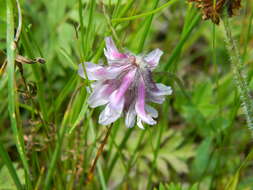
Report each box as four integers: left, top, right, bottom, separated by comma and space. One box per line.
78, 37, 172, 129
188, 0, 242, 24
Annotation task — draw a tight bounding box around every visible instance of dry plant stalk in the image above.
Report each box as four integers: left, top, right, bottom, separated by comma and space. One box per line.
85, 125, 112, 184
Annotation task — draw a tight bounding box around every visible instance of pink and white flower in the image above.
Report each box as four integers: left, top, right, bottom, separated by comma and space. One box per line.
78, 37, 172, 129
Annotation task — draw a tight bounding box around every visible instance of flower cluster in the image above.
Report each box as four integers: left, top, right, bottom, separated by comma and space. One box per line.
78, 37, 172, 129
188, 0, 242, 24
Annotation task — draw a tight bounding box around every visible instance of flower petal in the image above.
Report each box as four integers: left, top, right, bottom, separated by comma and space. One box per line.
146, 105, 158, 118
148, 95, 165, 104
110, 69, 136, 106
78, 62, 127, 80
135, 78, 156, 125
153, 83, 173, 96
78, 62, 107, 80
125, 104, 136, 128
99, 90, 124, 125
144, 48, 163, 70
137, 117, 145, 129
88, 83, 115, 108
104, 37, 127, 60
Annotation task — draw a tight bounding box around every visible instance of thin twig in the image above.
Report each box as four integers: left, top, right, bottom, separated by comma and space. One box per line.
86, 124, 113, 184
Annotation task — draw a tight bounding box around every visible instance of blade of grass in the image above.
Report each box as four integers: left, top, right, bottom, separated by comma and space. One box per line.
83, 0, 96, 60
68, 93, 89, 134
112, 0, 134, 19
162, 13, 201, 72
78, 0, 85, 61
112, 0, 178, 23
21, 30, 49, 123
137, 0, 159, 53
48, 74, 78, 116
147, 116, 166, 189
58, 47, 78, 70
115, 129, 146, 187
44, 83, 91, 189
6, 0, 32, 188
242, 10, 253, 62
0, 142, 23, 189
105, 127, 133, 182
86, 115, 107, 190
212, 12, 222, 114
225, 150, 253, 190
43, 85, 81, 189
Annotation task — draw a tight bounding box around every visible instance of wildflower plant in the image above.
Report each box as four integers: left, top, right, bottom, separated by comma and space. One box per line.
3, 0, 253, 189
78, 37, 172, 129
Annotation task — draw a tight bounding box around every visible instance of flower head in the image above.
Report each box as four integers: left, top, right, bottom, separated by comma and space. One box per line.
78, 37, 172, 129
189, 0, 242, 24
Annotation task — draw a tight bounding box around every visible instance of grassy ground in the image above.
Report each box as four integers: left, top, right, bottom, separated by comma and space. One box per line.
1, 0, 253, 189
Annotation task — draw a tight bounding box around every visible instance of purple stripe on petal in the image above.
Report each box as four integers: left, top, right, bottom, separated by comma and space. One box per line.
135, 77, 156, 125
144, 48, 163, 70
104, 37, 127, 60
111, 69, 136, 106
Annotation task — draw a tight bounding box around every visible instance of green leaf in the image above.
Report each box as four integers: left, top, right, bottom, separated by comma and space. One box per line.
225, 172, 239, 190
191, 137, 212, 179
0, 164, 25, 190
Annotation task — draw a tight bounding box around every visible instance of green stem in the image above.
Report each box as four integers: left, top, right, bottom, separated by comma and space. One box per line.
112, 0, 178, 23
242, 10, 253, 62
84, 0, 96, 60
137, 0, 159, 53
223, 16, 253, 135
163, 13, 201, 71
78, 0, 85, 61
105, 128, 134, 182
43, 87, 79, 189
6, 0, 32, 188
147, 123, 165, 189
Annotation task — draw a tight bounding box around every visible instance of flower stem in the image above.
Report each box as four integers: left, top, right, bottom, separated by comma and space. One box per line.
223, 16, 253, 135
86, 124, 113, 185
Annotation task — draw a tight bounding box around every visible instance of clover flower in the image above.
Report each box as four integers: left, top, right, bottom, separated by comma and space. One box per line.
189, 0, 242, 24
78, 37, 172, 129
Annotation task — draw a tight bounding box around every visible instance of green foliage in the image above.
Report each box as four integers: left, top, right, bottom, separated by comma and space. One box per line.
0, 164, 25, 190
1, 0, 253, 189
155, 183, 198, 190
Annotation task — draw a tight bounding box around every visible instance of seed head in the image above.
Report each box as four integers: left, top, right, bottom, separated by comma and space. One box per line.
188, 0, 242, 24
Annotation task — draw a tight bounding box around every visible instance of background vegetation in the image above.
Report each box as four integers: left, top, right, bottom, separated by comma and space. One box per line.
1, 0, 253, 189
